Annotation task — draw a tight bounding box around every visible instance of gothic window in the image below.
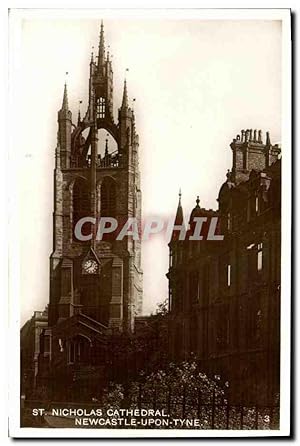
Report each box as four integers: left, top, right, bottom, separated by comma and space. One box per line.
101, 177, 116, 217
96, 97, 105, 119
72, 178, 91, 240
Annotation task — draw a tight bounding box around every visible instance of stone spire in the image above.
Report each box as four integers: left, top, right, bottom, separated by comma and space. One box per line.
171, 189, 186, 242
58, 82, 71, 122
61, 83, 69, 111
174, 189, 184, 225
121, 79, 129, 110
97, 21, 105, 73
57, 82, 72, 168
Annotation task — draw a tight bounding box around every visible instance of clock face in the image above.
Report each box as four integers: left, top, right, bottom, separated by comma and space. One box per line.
83, 259, 98, 274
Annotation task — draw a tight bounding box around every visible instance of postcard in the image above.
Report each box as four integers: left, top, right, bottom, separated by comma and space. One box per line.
8, 8, 291, 438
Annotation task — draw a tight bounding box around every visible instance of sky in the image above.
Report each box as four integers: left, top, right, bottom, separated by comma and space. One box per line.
12, 12, 282, 324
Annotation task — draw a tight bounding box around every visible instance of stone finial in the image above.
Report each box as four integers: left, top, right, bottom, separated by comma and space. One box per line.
266, 131, 271, 145
254, 129, 257, 142
241, 130, 245, 143
249, 129, 253, 141
77, 100, 82, 125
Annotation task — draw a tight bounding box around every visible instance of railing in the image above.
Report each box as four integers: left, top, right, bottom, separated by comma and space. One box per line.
126, 384, 279, 430
85, 151, 119, 168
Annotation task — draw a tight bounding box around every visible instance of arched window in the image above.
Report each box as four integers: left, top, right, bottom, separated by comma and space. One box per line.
101, 177, 116, 217
73, 178, 91, 240
96, 97, 106, 119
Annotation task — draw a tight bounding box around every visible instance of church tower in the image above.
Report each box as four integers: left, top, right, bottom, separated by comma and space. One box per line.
49, 22, 143, 333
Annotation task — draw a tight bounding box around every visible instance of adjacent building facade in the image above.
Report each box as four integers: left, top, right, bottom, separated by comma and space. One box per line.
168, 129, 281, 406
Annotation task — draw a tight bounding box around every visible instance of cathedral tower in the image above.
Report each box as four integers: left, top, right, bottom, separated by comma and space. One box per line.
49, 23, 143, 333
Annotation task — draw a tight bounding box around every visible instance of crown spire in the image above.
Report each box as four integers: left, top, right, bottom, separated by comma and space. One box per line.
97, 20, 105, 72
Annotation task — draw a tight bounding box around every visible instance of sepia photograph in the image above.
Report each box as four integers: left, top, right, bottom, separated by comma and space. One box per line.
8, 8, 291, 438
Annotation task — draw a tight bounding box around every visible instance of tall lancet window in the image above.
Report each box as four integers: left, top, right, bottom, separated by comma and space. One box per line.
73, 178, 91, 240
101, 177, 116, 217
97, 97, 106, 119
